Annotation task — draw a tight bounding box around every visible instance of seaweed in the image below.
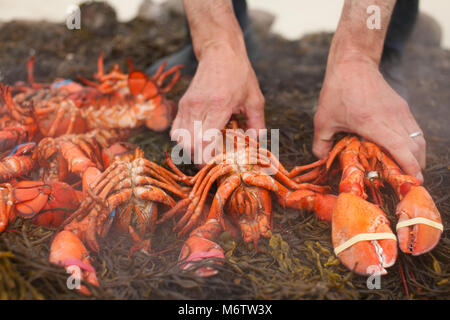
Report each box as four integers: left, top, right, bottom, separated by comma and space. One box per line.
0, 2, 448, 300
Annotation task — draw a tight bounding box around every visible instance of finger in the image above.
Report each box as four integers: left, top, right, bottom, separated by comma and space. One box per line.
170, 102, 196, 156
202, 110, 231, 164
169, 113, 182, 142
198, 94, 233, 164
396, 107, 426, 168
312, 113, 338, 159
387, 117, 423, 170
360, 123, 423, 182
400, 126, 426, 170
244, 94, 266, 138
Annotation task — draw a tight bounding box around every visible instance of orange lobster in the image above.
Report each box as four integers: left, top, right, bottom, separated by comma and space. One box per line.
159, 126, 336, 277
0, 54, 182, 155
73, 52, 182, 132
49, 145, 189, 294
290, 136, 443, 275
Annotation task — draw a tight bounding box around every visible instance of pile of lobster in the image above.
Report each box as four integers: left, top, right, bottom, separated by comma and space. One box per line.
0, 55, 443, 295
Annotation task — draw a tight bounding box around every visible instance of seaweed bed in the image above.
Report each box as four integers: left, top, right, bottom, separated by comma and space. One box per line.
0, 3, 448, 299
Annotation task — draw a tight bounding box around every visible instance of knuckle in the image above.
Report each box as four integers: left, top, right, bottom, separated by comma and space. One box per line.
352, 109, 373, 123
186, 96, 205, 110
208, 94, 228, 108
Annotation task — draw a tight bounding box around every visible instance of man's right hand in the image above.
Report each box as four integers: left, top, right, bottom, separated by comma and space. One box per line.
171, 41, 265, 156
171, 1, 265, 161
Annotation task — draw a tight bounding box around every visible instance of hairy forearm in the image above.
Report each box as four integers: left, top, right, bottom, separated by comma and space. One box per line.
330, 0, 396, 66
182, 0, 246, 60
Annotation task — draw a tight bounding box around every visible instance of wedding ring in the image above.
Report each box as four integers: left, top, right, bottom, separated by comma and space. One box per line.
409, 131, 422, 138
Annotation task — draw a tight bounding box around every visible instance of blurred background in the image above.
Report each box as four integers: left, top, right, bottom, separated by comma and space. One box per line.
1, 0, 449, 49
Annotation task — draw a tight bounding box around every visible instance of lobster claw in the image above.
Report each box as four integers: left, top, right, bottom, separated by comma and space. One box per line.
145, 98, 175, 132
127, 71, 175, 132
50, 230, 98, 295
396, 186, 443, 255
332, 193, 398, 275
32, 181, 82, 228
128, 71, 158, 99
179, 235, 225, 277
13, 181, 51, 218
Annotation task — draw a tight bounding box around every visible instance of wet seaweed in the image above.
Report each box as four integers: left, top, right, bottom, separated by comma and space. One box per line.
0, 3, 448, 300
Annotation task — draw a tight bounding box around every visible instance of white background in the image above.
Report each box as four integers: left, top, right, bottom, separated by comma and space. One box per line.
0, 0, 449, 49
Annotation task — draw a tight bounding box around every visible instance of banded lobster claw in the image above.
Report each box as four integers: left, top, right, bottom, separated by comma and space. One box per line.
50, 230, 98, 296
396, 185, 443, 255
360, 141, 443, 256
318, 136, 398, 275
179, 237, 225, 277
332, 193, 398, 275
178, 219, 225, 278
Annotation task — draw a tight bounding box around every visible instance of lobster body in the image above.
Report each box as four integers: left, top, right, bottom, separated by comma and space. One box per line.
159, 125, 336, 277
289, 136, 443, 276
49, 147, 189, 294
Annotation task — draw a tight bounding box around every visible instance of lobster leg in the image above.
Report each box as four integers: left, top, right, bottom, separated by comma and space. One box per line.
0, 127, 29, 154
0, 143, 36, 183
59, 139, 100, 176
292, 166, 323, 184
241, 171, 336, 221
157, 163, 230, 226
157, 65, 183, 93
134, 185, 176, 208
178, 174, 240, 277
134, 176, 188, 199
46, 106, 66, 137
288, 159, 326, 178
175, 165, 234, 236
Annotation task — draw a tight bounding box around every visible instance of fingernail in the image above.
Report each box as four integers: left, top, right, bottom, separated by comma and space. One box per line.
416, 172, 424, 182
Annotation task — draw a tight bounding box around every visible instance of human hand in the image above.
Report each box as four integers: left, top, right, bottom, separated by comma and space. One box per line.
313, 58, 426, 182
170, 41, 265, 162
